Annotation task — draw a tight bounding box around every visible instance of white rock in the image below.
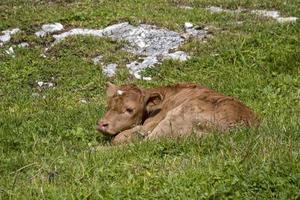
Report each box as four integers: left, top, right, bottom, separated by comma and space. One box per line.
51, 22, 185, 57
49, 22, 211, 80
185, 27, 208, 39
52, 28, 103, 44
37, 81, 54, 88
3, 28, 20, 35
35, 23, 64, 37
179, 6, 193, 10
207, 6, 244, 14
5, 47, 15, 57
132, 72, 141, 79
207, 7, 297, 24
277, 17, 298, 23
0, 28, 20, 43
131, 72, 152, 81
142, 76, 152, 81
103, 63, 118, 77
251, 10, 280, 19
80, 99, 88, 104
18, 42, 29, 48
42, 23, 63, 33
163, 51, 190, 61
92, 55, 103, 65
0, 34, 11, 43
37, 81, 44, 87
184, 22, 193, 29
207, 6, 225, 13
32, 93, 40, 97
126, 56, 158, 75
35, 31, 46, 37
251, 10, 298, 23
126, 56, 158, 80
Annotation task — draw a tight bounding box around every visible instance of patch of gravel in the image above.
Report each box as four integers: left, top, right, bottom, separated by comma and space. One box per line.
52, 22, 187, 56
1, 22, 210, 80
52, 22, 208, 79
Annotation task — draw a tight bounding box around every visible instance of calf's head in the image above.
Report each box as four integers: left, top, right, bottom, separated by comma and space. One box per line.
97, 83, 163, 136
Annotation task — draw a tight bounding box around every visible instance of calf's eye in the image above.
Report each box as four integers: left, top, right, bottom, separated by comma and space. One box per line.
126, 108, 134, 114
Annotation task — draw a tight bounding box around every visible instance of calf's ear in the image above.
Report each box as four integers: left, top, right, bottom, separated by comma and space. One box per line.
145, 92, 163, 113
106, 82, 117, 97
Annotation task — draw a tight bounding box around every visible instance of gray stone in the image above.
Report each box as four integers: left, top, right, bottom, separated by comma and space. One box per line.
18, 42, 29, 48
35, 23, 64, 37
163, 51, 190, 61
251, 10, 298, 22
50, 22, 211, 79
52, 28, 103, 44
207, 7, 298, 23
179, 6, 193, 10
206, 6, 244, 14
52, 23, 184, 57
36, 81, 54, 88
102, 23, 184, 56
185, 27, 208, 39
42, 23, 63, 33
277, 17, 298, 23
37, 81, 44, 87
5, 46, 15, 57
251, 10, 280, 19
184, 22, 193, 29
32, 93, 40, 98
35, 31, 47, 37
0, 28, 20, 43
80, 99, 88, 104
92, 55, 103, 65
103, 63, 118, 77
126, 56, 158, 80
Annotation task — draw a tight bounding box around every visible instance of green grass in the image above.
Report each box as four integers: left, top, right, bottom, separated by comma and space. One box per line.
0, 0, 299, 199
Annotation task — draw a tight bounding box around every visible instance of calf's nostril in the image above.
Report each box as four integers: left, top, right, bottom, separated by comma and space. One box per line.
97, 121, 109, 131
102, 123, 109, 128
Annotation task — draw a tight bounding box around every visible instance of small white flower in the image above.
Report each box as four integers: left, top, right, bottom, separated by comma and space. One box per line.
37, 81, 44, 87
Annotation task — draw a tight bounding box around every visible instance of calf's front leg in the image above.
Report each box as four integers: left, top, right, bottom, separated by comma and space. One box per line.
111, 126, 145, 145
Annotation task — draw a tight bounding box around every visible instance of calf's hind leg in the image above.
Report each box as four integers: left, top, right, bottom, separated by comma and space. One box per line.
146, 101, 210, 140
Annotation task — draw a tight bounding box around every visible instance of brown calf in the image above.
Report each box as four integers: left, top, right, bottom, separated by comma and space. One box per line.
97, 83, 258, 144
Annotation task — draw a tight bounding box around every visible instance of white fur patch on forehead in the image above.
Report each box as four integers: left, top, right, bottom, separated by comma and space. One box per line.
117, 90, 124, 96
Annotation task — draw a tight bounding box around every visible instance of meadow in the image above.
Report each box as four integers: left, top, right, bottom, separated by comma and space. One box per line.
0, 0, 299, 199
